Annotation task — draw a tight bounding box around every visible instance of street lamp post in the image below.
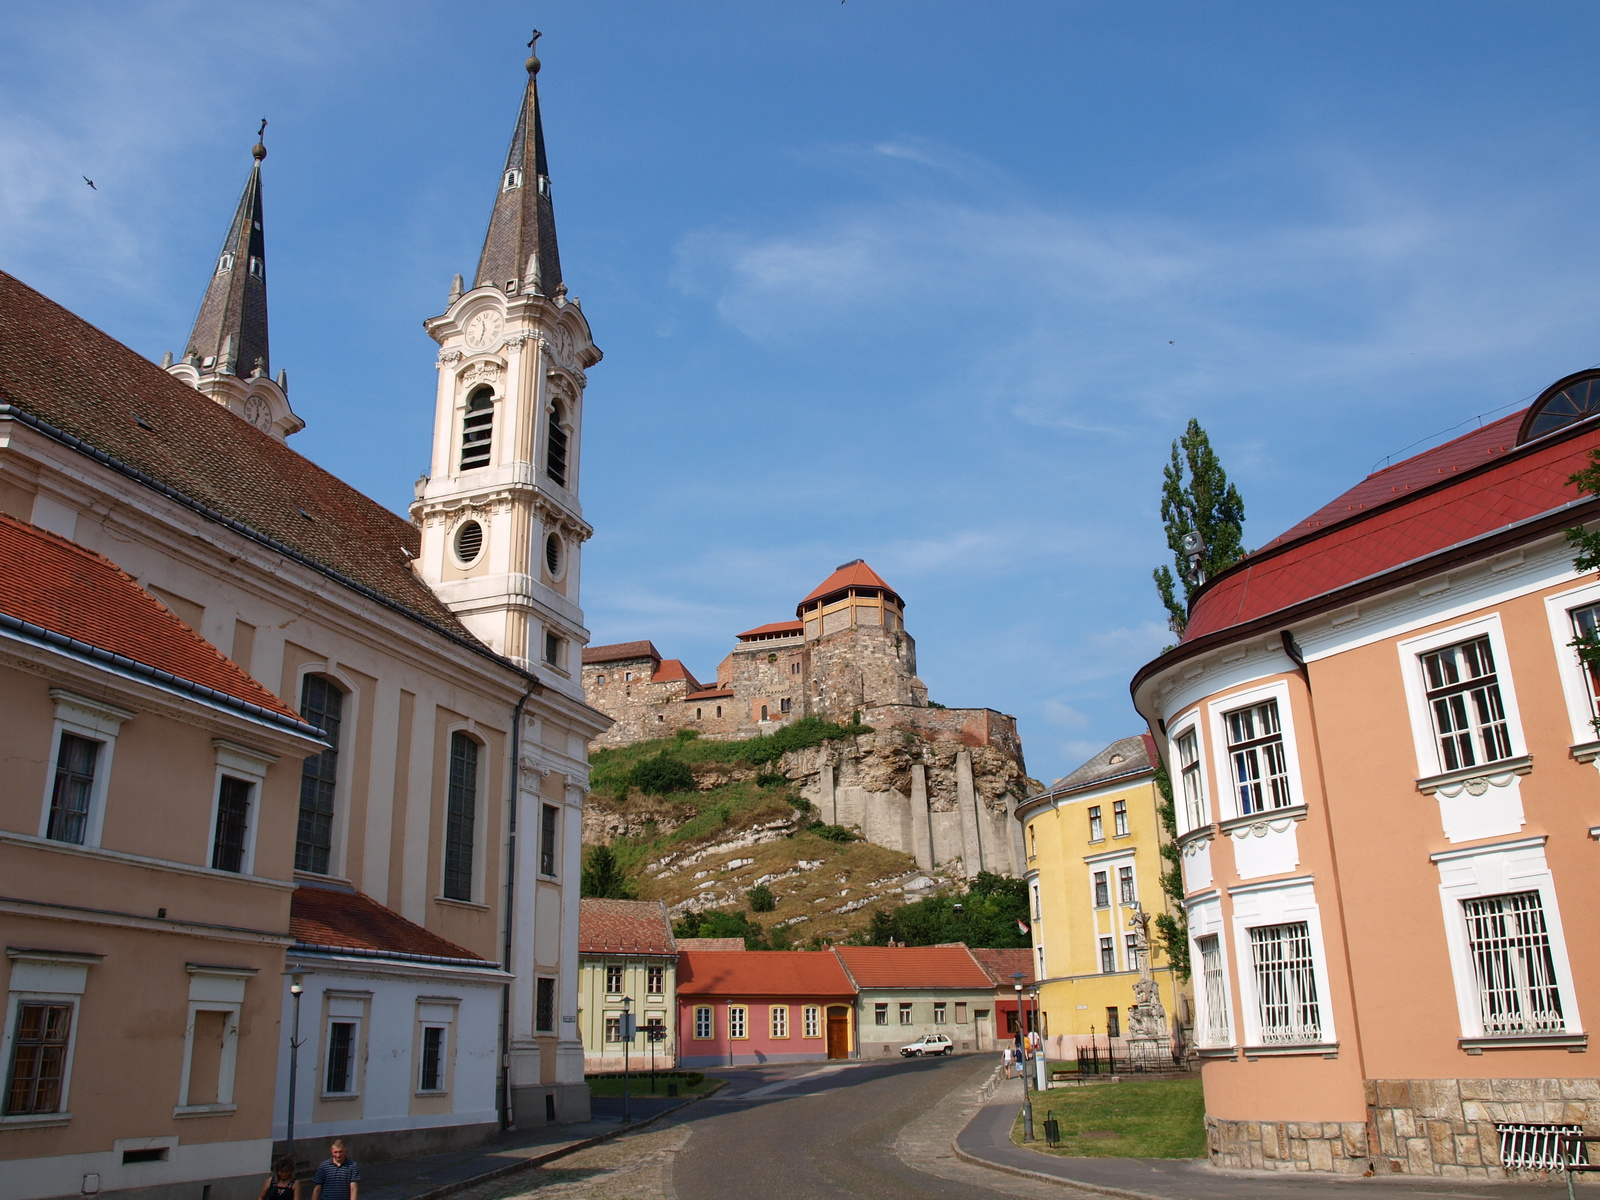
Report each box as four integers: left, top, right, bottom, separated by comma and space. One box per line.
1011, 972, 1033, 1141
286, 976, 305, 1164
621, 996, 635, 1124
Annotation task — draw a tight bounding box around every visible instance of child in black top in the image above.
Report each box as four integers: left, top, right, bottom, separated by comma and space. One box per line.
260, 1154, 299, 1200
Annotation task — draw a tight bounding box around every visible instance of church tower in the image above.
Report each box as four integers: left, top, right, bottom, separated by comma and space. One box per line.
412, 34, 600, 699
165, 124, 303, 439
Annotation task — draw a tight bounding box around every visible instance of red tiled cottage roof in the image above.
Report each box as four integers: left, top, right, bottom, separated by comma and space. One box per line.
1179, 411, 1600, 644
675, 938, 746, 952
969, 947, 1035, 988
651, 659, 702, 688
677, 950, 854, 997
0, 271, 494, 656
736, 620, 804, 640
290, 885, 491, 963
0, 511, 305, 726
579, 899, 676, 955
834, 945, 993, 990
583, 640, 661, 665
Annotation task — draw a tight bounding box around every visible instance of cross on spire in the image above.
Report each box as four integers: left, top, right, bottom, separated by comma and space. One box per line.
474, 34, 562, 295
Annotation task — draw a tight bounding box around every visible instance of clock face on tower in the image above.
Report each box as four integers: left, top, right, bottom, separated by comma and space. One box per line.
241, 395, 273, 432
464, 309, 504, 351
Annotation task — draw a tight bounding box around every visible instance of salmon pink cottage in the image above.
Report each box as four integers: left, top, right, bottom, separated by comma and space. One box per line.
675, 951, 856, 1067
1132, 374, 1600, 1177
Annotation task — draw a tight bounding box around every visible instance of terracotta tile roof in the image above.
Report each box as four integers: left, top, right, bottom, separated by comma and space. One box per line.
583, 640, 660, 666
674, 938, 745, 952
0, 511, 303, 724
0, 271, 488, 653
1183, 414, 1599, 642
1050, 734, 1156, 792
676, 949, 855, 997
833, 945, 994, 990
684, 688, 733, 700
970, 947, 1034, 988
651, 659, 702, 689
798, 559, 901, 609
579, 899, 676, 955
736, 620, 804, 640
290, 885, 490, 963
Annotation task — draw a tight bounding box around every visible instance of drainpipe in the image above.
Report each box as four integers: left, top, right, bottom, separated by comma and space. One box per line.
499, 679, 537, 1130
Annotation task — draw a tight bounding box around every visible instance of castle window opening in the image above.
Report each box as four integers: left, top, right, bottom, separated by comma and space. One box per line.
460, 387, 494, 471
695, 708, 701, 719
596, 674, 605, 686
780, 698, 792, 714
624, 672, 632, 681
760, 705, 768, 721
657, 714, 664, 721
716, 706, 722, 718
790, 661, 800, 674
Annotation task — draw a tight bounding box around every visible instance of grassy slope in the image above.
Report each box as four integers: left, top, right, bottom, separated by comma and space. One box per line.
1012, 1080, 1206, 1158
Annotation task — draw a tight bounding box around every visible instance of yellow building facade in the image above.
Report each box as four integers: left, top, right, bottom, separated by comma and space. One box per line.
1018, 735, 1190, 1062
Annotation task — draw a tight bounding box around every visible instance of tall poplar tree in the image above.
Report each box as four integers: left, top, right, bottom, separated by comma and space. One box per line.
1153, 419, 1247, 634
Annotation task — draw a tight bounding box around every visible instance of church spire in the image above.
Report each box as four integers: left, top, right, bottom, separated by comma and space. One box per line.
185, 122, 270, 378
474, 31, 563, 296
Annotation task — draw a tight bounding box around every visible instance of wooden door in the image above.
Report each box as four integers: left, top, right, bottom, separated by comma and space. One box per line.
975, 1008, 992, 1050
825, 1006, 850, 1059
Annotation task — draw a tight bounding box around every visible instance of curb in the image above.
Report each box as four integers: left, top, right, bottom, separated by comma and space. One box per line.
950, 1129, 1174, 1200
403, 1082, 725, 1200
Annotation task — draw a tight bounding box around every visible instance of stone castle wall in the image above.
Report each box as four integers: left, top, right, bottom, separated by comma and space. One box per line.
583, 653, 692, 748
808, 625, 924, 722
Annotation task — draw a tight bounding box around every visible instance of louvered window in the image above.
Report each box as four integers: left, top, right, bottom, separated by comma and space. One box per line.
296, 676, 342, 874
460, 388, 494, 471
444, 733, 478, 901
1421, 636, 1513, 771
1250, 922, 1321, 1044
1463, 891, 1565, 1035
546, 408, 568, 486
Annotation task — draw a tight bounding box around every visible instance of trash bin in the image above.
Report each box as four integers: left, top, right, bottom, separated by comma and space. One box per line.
1044, 1115, 1061, 1147
667, 1081, 679, 1097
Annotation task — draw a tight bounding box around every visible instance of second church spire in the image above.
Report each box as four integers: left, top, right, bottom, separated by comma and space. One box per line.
475, 31, 563, 297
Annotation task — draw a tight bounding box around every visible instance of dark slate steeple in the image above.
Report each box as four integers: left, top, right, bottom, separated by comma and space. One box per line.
475, 32, 563, 296
186, 124, 270, 377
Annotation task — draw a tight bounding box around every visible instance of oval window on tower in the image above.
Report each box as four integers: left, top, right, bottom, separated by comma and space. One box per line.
545, 532, 563, 578
454, 519, 485, 566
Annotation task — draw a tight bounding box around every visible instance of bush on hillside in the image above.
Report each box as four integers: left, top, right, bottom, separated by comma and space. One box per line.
629, 753, 695, 796
747, 884, 775, 912
580, 844, 636, 899
859, 871, 1030, 948
808, 822, 858, 843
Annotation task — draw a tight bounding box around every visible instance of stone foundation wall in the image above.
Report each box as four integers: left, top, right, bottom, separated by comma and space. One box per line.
1208, 1077, 1600, 1178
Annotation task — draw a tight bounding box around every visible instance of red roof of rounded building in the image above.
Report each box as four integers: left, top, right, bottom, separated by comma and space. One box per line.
676, 949, 855, 997
797, 559, 902, 614
834, 945, 994, 990
0, 511, 304, 725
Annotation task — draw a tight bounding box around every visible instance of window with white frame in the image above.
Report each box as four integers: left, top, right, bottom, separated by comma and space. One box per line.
1031, 882, 1041, 920
1176, 727, 1205, 830
874, 1003, 888, 1025
210, 742, 274, 876
416, 1001, 455, 1093
1037, 946, 1047, 978
604, 1015, 623, 1043
1462, 892, 1565, 1035
1114, 799, 1129, 836
647, 965, 664, 995
1225, 699, 1292, 814
1093, 870, 1109, 908
899, 1002, 914, 1025
933, 1002, 946, 1024
1099, 937, 1115, 973
1420, 636, 1513, 772
1248, 922, 1321, 1044
803, 1006, 821, 1038
48, 735, 100, 845
2, 948, 98, 1121
1568, 603, 1600, 725
728, 1006, 747, 1039
177, 965, 251, 1116
693, 1006, 712, 1039
1088, 805, 1104, 841
606, 964, 623, 994
770, 1006, 789, 1038
1198, 935, 1230, 1046
41, 691, 131, 849
1118, 865, 1136, 905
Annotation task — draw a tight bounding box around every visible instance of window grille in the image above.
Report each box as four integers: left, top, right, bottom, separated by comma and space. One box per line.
1497, 1124, 1586, 1172
325, 1022, 356, 1093
540, 804, 558, 876
546, 411, 568, 486
296, 676, 342, 874
1226, 699, 1292, 814
535, 978, 555, 1032
606, 964, 624, 994
1088, 805, 1103, 840
1099, 937, 1115, 973
1119, 866, 1135, 905
1421, 635, 1513, 771
5, 1001, 72, 1114
1093, 871, 1109, 908
1199, 935, 1230, 1045
1177, 729, 1205, 829
647, 965, 664, 995
444, 733, 477, 901
694, 1006, 712, 1039
1463, 891, 1564, 1035
211, 776, 252, 872
419, 1027, 444, 1091
1249, 922, 1321, 1043
460, 389, 494, 471
48, 733, 99, 845
1114, 799, 1128, 837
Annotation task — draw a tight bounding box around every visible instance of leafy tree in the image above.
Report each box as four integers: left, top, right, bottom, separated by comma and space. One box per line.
580, 843, 636, 899
629, 752, 695, 796
747, 883, 776, 912
1150, 762, 1190, 980
861, 872, 1030, 948
673, 908, 768, 949
1153, 419, 1246, 634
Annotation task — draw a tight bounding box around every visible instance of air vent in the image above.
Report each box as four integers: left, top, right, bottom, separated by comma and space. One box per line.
545, 532, 561, 576
122, 1149, 168, 1165
455, 520, 484, 564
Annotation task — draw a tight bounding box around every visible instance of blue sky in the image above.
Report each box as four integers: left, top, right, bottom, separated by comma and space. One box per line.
5, 2, 1600, 784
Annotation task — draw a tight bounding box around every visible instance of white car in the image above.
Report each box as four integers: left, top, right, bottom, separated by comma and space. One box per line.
900, 1034, 954, 1057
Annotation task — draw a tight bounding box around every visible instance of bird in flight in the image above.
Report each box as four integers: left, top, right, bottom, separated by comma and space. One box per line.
83, 176, 96, 190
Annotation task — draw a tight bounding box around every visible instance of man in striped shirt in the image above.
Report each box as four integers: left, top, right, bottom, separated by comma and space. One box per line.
311, 1139, 360, 1200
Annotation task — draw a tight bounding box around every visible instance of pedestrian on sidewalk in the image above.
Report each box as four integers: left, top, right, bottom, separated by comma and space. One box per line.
259, 1155, 299, 1200
1002, 1044, 1014, 1076
310, 1139, 360, 1200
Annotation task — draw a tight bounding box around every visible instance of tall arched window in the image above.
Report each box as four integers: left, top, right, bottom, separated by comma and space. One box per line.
460, 387, 494, 471
444, 732, 479, 901
297, 675, 344, 875
545, 401, 568, 487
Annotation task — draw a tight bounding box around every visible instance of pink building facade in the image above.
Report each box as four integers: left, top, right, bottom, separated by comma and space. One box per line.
675, 951, 855, 1068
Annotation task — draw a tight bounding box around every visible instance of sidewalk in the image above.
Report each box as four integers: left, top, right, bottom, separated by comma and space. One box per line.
354, 1091, 708, 1200
954, 1082, 1577, 1200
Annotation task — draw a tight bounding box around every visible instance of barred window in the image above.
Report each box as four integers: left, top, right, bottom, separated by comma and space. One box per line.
444, 733, 478, 901
48, 733, 99, 845
1118, 865, 1135, 905
1199, 935, 1230, 1046
1177, 728, 1205, 829
1093, 870, 1109, 908
1226, 699, 1292, 815
1421, 636, 1513, 771
535, 978, 555, 1032
324, 1021, 356, 1093
419, 1026, 445, 1092
694, 1006, 712, 1039
4, 1001, 72, 1114
296, 676, 343, 874
460, 388, 494, 471
1463, 891, 1565, 1036
540, 804, 558, 877
211, 776, 252, 872
1249, 922, 1321, 1044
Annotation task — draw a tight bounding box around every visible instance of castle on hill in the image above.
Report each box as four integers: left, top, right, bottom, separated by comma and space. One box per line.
582, 561, 1035, 877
